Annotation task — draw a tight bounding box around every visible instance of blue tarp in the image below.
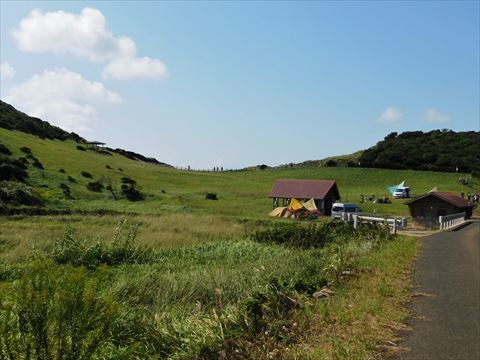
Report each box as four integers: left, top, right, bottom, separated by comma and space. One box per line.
387, 180, 406, 195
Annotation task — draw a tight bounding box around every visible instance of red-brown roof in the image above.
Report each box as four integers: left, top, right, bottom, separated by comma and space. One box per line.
404, 191, 473, 208
269, 179, 339, 199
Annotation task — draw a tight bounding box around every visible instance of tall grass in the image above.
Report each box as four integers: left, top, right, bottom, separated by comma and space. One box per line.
0, 220, 398, 358
0, 213, 245, 262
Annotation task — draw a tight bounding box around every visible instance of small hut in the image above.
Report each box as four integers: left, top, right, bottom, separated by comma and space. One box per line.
404, 191, 475, 226
86, 141, 106, 150
269, 179, 340, 215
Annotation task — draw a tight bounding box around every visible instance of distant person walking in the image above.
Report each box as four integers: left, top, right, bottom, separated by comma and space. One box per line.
473, 193, 479, 203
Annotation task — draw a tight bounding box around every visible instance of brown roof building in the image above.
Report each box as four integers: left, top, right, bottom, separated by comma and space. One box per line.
404, 191, 475, 226
269, 179, 340, 215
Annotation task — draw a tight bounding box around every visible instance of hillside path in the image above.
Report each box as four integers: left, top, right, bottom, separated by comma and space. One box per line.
398, 221, 480, 360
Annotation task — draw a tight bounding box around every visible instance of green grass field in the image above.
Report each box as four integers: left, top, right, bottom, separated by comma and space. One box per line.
1, 128, 477, 218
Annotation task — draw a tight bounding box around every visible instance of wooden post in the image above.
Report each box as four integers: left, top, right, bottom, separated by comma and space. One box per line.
392, 218, 397, 234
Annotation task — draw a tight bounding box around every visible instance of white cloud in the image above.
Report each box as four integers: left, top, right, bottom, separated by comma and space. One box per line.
103, 56, 167, 80
4, 68, 121, 133
424, 108, 450, 123
378, 107, 403, 124
0, 62, 16, 79
11, 8, 135, 62
11, 8, 167, 80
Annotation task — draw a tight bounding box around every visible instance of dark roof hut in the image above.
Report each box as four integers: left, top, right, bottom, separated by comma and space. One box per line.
269, 179, 340, 215
404, 191, 475, 226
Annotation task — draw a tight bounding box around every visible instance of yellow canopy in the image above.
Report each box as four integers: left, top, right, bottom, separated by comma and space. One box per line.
269, 207, 286, 217
302, 198, 318, 211
287, 198, 304, 210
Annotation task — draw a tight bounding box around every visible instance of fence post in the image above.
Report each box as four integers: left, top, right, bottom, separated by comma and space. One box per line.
392, 218, 397, 234
353, 215, 358, 229
439, 216, 443, 230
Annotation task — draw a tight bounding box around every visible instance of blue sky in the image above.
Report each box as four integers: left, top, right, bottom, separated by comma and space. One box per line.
1, 1, 479, 169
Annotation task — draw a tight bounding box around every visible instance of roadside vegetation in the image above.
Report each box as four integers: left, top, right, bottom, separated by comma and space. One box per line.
0, 219, 418, 359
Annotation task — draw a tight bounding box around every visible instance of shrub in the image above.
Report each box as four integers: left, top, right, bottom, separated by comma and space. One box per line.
20, 146, 32, 154
205, 193, 218, 200
325, 159, 338, 167
119, 177, 144, 201
250, 223, 333, 249
118, 168, 124, 172
86, 181, 103, 192
59, 168, 65, 173
121, 176, 136, 185
105, 164, 112, 169
0, 261, 118, 358
81, 171, 92, 178
0, 143, 11, 155
0, 157, 28, 182
59, 183, 72, 199
31, 157, 44, 169
67, 175, 77, 183
51, 220, 152, 268
121, 184, 144, 201
0, 181, 43, 206
258, 164, 268, 170
76, 145, 87, 151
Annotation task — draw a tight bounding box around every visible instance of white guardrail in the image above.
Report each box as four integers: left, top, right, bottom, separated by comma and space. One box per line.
439, 212, 466, 230
337, 212, 407, 234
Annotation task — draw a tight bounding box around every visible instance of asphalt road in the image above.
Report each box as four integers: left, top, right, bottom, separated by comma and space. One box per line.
399, 221, 480, 360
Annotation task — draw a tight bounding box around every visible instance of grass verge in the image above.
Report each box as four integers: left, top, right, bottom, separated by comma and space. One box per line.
289, 235, 419, 359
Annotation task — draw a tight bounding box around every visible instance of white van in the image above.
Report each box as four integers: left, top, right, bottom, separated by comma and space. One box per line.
392, 187, 411, 198
331, 203, 361, 220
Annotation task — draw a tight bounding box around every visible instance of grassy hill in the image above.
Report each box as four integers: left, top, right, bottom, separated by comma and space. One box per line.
1, 111, 477, 359
1, 127, 477, 218
290, 150, 363, 168
359, 130, 480, 174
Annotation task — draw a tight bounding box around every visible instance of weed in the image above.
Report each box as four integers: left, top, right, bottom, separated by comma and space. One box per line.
20, 146, 32, 154
51, 220, 152, 268
205, 193, 218, 200
0, 143, 11, 155
86, 181, 103, 192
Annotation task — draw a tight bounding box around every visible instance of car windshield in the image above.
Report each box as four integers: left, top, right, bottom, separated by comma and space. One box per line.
332, 206, 343, 212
